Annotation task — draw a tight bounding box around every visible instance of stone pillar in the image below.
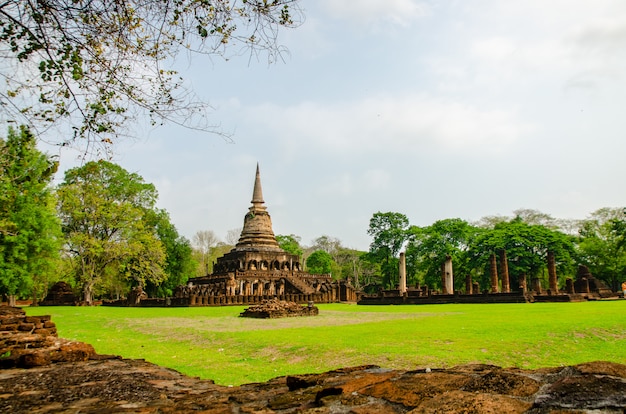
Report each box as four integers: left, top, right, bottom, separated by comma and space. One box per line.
547, 251, 558, 294
472, 282, 480, 295
465, 274, 472, 294
489, 253, 499, 293
519, 273, 527, 293
579, 278, 590, 294
499, 250, 510, 293
399, 252, 407, 295
444, 256, 454, 295
565, 278, 574, 294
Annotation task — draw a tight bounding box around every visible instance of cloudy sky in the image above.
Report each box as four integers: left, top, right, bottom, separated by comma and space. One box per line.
52, 0, 626, 251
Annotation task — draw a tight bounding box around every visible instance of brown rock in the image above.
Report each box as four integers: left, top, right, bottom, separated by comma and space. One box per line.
17, 323, 34, 331
410, 390, 531, 413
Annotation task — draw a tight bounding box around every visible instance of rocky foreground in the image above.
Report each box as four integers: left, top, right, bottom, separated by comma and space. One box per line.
1, 306, 625, 413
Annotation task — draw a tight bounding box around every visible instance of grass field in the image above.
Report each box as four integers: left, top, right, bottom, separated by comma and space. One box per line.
25, 301, 626, 386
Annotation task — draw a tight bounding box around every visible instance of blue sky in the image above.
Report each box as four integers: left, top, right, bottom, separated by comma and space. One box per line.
50, 0, 626, 251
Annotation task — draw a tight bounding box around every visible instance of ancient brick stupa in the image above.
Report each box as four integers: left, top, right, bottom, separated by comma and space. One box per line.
173, 164, 357, 306
211, 163, 301, 277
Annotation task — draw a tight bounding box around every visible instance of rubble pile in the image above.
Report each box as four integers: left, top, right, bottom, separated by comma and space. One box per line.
239, 298, 319, 318
0, 306, 99, 369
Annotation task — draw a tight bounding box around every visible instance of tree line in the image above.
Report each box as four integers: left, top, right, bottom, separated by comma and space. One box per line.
2, 126, 625, 304
366, 210, 626, 294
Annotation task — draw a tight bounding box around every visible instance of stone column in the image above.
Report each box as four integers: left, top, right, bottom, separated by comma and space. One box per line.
579, 278, 590, 293
399, 252, 407, 295
489, 253, 499, 293
547, 251, 558, 293
565, 278, 574, 294
444, 256, 454, 294
465, 274, 472, 294
519, 273, 527, 293
499, 250, 510, 293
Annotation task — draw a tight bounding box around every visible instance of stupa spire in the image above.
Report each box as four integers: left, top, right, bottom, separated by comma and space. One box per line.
233, 163, 280, 251
251, 162, 265, 205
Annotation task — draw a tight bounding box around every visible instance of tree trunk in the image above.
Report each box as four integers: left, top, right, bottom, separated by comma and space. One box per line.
8, 294, 17, 307
83, 282, 94, 305
31, 286, 40, 306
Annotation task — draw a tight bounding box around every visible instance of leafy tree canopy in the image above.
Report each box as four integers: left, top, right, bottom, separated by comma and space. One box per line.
57, 160, 166, 303
0, 0, 303, 150
367, 211, 409, 288
470, 217, 575, 281
306, 249, 333, 275
144, 209, 196, 297
576, 207, 626, 290
406, 218, 478, 290
276, 233, 303, 258
0, 126, 61, 304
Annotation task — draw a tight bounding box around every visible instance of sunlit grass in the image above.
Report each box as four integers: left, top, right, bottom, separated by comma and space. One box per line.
25, 301, 626, 385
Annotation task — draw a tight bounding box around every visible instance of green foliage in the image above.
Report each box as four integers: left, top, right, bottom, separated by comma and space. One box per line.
406, 218, 478, 290
145, 209, 196, 297
0, 126, 61, 303
576, 208, 626, 291
0, 1, 303, 148
469, 217, 575, 289
306, 250, 334, 275
276, 234, 303, 258
367, 212, 409, 288
57, 160, 166, 303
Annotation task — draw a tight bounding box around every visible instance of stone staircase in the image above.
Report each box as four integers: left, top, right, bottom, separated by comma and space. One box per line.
284, 274, 316, 295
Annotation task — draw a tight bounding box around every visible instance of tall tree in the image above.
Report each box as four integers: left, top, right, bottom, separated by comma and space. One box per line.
406, 218, 478, 291
367, 212, 409, 289
192, 230, 220, 275
311, 235, 342, 256
469, 217, 575, 290
0, 1, 303, 149
306, 250, 334, 275
576, 208, 626, 291
0, 126, 61, 305
57, 160, 166, 303
334, 247, 366, 287
276, 234, 303, 258
145, 209, 196, 297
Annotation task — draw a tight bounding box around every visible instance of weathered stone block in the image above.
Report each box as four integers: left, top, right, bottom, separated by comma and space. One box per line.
18, 323, 35, 331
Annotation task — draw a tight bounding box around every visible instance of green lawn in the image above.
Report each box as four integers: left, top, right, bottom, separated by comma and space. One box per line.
25, 301, 626, 386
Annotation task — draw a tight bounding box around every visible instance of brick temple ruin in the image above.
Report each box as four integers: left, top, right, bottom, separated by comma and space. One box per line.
161, 164, 357, 307
359, 251, 619, 305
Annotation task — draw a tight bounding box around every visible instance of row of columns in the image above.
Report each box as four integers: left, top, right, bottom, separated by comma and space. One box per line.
398, 250, 561, 295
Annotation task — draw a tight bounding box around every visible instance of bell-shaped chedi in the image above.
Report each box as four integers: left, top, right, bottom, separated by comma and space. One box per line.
233, 163, 283, 253
176, 163, 358, 305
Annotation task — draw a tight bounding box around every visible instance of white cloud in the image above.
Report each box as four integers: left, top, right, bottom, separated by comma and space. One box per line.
313, 168, 391, 198
243, 95, 532, 158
